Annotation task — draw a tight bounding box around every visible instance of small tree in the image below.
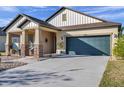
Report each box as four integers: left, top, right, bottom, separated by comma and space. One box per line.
113, 35, 124, 58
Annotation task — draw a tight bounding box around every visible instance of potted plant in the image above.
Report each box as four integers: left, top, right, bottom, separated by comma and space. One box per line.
57, 41, 65, 54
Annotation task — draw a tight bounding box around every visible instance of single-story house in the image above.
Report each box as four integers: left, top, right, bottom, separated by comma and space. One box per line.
0, 27, 6, 52
3, 7, 121, 58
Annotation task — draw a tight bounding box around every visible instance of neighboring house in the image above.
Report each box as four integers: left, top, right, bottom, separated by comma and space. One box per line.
0, 27, 6, 52
3, 7, 121, 58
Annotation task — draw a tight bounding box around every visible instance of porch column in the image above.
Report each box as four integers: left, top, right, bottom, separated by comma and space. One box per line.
5, 33, 11, 56
34, 29, 43, 58
21, 30, 28, 57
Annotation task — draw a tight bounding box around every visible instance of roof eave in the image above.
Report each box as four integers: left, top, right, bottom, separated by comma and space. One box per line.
46, 7, 66, 22
39, 24, 61, 31
60, 24, 121, 31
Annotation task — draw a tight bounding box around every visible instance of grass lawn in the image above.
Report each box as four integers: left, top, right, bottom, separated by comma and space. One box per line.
0, 52, 5, 56
99, 60, 124, 87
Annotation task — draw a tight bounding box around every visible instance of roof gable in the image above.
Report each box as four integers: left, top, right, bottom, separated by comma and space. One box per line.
46, 7, 108, 27
3, 14, 39, 32
46, 7, 107, 22
3, 14, 23, 32
3, 14, 60, 32
17, 19, 31, 29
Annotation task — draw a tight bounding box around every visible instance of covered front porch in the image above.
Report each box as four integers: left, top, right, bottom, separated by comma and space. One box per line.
5, 28, 57, 58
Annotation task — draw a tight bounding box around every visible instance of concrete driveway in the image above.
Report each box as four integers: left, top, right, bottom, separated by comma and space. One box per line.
0, 56, 109, 87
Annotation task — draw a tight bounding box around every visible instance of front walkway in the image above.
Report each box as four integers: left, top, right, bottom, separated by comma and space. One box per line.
0, 56, 109, 87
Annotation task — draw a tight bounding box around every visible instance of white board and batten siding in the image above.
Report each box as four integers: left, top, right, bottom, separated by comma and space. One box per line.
7, 16, 38, 32
48, 9, 103, 27
23, 21, 38, 29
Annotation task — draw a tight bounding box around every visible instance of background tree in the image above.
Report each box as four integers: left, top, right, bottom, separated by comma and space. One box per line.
113, 35, 124, 58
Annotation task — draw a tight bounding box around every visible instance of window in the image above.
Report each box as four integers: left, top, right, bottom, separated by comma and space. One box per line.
12, 37, 20, 43
62, 14, 67, 21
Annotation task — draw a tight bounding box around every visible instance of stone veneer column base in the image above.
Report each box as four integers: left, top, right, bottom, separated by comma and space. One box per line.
21, 44, 29, 57
5, 44, 10, 56
34, 44, 43, 58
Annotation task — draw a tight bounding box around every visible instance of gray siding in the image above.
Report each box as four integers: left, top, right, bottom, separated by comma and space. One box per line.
0, 36, 6, 51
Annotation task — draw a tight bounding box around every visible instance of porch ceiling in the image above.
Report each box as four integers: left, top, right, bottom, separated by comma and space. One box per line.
9, 31, 22, 35
40, 26, 59, 33
8, 28, 35, 35
25, 29, 35, 34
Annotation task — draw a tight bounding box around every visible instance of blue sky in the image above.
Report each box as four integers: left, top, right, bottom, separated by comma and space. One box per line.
0, 6, 124, 27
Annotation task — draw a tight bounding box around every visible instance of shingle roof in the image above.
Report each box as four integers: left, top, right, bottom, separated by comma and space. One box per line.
2, 7, 121, 32
3, 14, 61, 32
0, 27, 6, 36
22, 14, 61, 31
59, 22, 121, 31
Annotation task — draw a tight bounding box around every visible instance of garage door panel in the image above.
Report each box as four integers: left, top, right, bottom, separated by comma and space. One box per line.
66, 35, 110, 55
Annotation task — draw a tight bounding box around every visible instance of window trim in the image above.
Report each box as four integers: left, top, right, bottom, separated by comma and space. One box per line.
62, 14, 67, 21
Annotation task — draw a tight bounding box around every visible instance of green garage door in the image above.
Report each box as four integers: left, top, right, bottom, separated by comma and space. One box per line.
66, 35, 110, 56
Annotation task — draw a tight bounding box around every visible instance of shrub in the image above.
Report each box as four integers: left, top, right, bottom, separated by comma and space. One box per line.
113, 35, 124, 57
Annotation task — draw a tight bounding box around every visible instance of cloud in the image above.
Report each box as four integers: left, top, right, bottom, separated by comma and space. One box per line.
31, 6, 48, 8
59, 6, 75, 8
75, 6, 124, 21
31, 6, 56, 10
96, 12, 124, 20
25, 6, 57, 13
0, 18, 12, 26
0, 6, 19, 12
84, 6, 124, 14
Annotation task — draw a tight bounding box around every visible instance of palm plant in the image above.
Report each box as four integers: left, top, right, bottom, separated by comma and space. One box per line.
119, 26, 124, 37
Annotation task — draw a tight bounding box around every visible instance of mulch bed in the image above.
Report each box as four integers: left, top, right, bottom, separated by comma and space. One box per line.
0, 62, 27, 71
